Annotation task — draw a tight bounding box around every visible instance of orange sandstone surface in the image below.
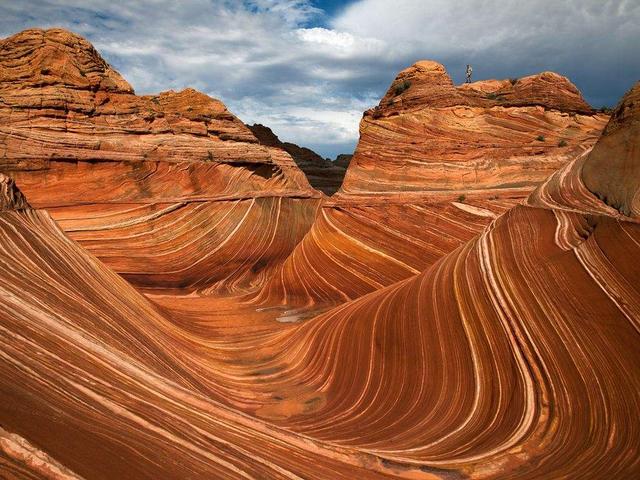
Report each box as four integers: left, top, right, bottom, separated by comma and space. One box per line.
0, 27, 638, 480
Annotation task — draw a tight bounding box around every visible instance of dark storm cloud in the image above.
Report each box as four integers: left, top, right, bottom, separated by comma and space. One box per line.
1, 0, 637, 158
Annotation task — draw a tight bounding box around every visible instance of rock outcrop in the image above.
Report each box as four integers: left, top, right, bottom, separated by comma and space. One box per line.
248, 123, 347, 195
0, 28, 320, 291
253, 87, 640, 475
581, 82, 640, 217
0, 179, 391, 479
334, 153, 353, 169
0, 174, 30, 211
343, 61, 605, 194
377, 61, 593, 116
255, 61, 609, 311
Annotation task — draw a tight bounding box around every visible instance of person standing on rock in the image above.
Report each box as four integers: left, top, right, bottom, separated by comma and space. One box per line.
466, 64, 473, 83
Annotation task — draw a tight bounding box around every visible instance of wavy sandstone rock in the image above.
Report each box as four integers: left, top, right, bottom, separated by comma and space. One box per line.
0, 28, 320, 291
581, 83, 640, 217
248, 123, 348, 195
0, 83, 638, 479
0, 181, 393, 479
255, 61, 609, 310
344, 62, 604, 194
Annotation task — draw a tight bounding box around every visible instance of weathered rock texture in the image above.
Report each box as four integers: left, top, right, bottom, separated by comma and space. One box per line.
581, 83, 640, 217
0, 83, 638, 479
0, 173, 30, 211
0, 28, 320, 290
255, 61, 609, 310
248, 123, 348, 195
0, 182, 393, 479
343, 61, 605, 194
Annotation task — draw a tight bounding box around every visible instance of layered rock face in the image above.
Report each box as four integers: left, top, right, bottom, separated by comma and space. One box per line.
248, 123, 348, 195
0, 28, 320, 290
0, 83, 638, 479
253, 89, 640, 475
343, 61, 605, 194
0, 181, 391, 479
255, 61, 609, 310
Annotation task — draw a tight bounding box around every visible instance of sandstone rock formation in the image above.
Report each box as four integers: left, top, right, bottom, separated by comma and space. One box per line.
0, 180, 392, 479
248, 123, 348, 195
254, 87, 640, 475
0, 28, 320, 291
581, 83, 640, 217
255, 60, 609, 311
0, 81, 638, 479
344, 61, 604, 194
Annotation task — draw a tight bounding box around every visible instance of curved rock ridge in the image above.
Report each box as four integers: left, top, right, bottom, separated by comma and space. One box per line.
248, 123, 348, 195
0, 28, 320, 290
0, 174, 30, 211
342, 60, 606, 195
0, 184, 397, 479
253, 62, 609, 310
51, 197, 321, 291
239, 83, 640, 477
526, 82, 640, 221
253, 195, 515, 309
582, 81, 640, 218
379, 61, 593, 115
0, 84, 638, 479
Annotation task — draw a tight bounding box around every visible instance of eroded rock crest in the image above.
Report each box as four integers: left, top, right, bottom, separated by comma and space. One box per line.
257, 60, 609, 310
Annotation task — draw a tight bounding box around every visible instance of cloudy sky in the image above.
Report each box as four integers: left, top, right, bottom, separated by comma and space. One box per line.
1, 1, 639, 158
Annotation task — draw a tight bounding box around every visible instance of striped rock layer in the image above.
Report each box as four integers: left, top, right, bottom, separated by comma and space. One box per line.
0, 82, 638, 479
343, 60, 606, 194
255, 61, 609, 311
0, 28, 320, 291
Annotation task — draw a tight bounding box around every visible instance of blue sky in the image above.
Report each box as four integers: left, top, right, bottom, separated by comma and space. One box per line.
1, 1, 638, 158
